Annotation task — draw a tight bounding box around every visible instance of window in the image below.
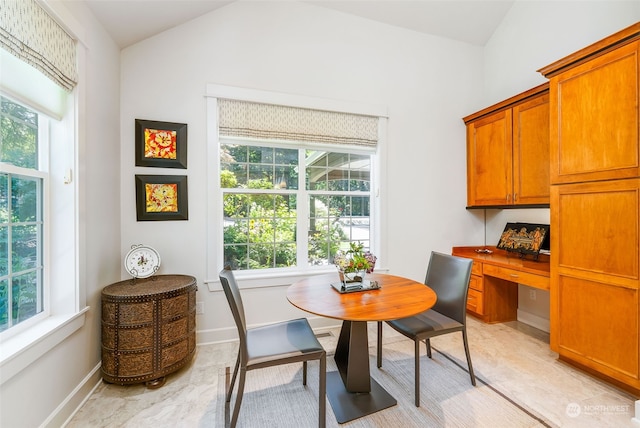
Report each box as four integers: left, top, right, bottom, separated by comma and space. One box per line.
220, 141, 373, 271
0, 95, 47, 332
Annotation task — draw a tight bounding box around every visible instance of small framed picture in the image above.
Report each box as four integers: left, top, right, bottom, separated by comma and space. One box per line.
135, 175, 188, 221
135, 119, 187, 168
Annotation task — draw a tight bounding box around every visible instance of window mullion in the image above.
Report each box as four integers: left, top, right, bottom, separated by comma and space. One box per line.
297, 149, 309, 268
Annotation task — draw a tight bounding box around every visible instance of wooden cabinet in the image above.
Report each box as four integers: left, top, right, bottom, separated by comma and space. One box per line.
463, 84, 550, 208
539, 23, 640, 395
550, 179, 639, 389
101, 275, 197, 387
541, 38, 639, 185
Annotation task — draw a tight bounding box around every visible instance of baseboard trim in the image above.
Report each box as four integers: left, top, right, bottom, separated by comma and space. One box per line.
43, 362, 102, 428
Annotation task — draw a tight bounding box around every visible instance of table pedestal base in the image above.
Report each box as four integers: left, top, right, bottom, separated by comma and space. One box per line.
326, 371, 397, 423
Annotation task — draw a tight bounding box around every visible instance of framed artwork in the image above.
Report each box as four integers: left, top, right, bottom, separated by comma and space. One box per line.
135, 175, 188, 221
135, 119, 187, 168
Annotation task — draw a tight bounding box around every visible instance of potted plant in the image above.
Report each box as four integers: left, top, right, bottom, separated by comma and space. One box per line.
334, 242, 377, 283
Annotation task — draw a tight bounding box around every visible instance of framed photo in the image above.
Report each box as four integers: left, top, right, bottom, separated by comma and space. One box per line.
135, 119, 187, 168
135, 175, 188, 221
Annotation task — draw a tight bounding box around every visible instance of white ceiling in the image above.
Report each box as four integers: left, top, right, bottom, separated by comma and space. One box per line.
78, 0, 515, 49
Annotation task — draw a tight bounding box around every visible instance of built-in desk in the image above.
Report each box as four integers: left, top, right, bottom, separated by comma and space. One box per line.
452, 246, 550, 323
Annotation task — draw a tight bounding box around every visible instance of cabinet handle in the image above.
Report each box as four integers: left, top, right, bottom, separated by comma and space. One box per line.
514, 193, 518, 202
510, 274, 519, 278
506, 194, 511, 202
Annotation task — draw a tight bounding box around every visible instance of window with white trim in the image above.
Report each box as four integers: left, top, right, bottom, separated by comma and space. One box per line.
0, 96, 46, 331
214, 96, 381, 273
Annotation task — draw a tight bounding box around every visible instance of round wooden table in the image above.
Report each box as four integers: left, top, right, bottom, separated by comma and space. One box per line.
287, 272, 437, 423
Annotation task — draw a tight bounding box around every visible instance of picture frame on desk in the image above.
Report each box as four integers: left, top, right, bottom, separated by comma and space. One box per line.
497, 222, 549, 260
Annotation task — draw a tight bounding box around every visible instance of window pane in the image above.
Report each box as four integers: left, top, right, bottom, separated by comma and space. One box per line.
248, 146, 272, 163
223, 219, 248, 244
11, 176, 39, 222
12, 224, 39, 272
307, 167, 327, 190
248, 164, 273, 185
0, 174, 7, 222
12, 271, 41, 324
274, 148, 297, 165
0, 279, 7, 332
0, 226, 7, 276
223, 244, 247, 270
223, 192, 296, 270
0, 96, 38, 169
221, 163, 247, 188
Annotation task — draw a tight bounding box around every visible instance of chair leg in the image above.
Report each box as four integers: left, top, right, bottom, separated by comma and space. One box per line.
462, 329, 476, 386
227, 353, 241, 402
303, 361, 308, 386
376, 321, 383, 368
319, 353, 326, 428
425, 338, 432, 358
230, 368, 247, 428
414, 339, 421, 407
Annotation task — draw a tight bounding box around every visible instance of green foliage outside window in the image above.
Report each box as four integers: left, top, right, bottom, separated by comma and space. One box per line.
221, 143, 370, 271
0, 96, 43, 331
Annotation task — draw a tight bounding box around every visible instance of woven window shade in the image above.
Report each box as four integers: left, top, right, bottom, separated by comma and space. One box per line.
0, 0, 77, 92
218, 99, 378, 148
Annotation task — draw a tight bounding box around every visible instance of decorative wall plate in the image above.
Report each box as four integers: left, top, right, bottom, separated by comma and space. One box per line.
124, 244, 161, 278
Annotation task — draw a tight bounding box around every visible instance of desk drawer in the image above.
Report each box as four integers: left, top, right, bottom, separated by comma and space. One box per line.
482, 264, 549, 290
469, 274, 483, 292
471, 261, 482, 276
467, 289, 484, 315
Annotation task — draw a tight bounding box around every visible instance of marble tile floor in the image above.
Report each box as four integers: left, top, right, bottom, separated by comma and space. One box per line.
66, 317, 638, 427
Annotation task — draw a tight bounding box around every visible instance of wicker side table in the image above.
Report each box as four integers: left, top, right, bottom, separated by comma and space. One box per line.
101, 274, 197, 388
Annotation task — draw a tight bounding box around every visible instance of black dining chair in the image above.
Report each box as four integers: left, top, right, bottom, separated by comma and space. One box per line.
376, 251, 476, 407
219, 268, 327, 428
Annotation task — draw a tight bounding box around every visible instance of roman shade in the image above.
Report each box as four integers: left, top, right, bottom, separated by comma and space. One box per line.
0, 0, 77, 92
218, 99, 378, 149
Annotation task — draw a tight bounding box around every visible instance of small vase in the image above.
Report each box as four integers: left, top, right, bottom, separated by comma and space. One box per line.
343, 270, 366, 283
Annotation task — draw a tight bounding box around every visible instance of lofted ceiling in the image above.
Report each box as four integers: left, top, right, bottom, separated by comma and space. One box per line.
77, 0, 515, 49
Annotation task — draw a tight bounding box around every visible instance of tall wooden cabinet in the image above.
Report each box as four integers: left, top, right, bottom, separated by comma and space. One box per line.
539, 23, 640, 395
463, 84, 550, 208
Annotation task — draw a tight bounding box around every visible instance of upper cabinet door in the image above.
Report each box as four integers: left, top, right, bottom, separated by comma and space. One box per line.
466, 109, 513, 206
548, 41, 639, 184
464, 84, 550, 208
513, 94, 550, 204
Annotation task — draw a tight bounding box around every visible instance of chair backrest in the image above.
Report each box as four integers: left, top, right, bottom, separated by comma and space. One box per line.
219, 268, 248, 357
424, 251, 473, 324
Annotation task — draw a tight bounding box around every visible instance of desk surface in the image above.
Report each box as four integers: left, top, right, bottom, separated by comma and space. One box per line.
287, 272, 437, 322
452, 246, 550, 277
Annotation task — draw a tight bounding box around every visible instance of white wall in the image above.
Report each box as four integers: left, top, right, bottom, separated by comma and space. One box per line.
0, 2, 122, 427
119, 1, 486, 342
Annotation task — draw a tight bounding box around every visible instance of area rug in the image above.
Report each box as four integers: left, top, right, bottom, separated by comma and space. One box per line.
215, 339, 553, 427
